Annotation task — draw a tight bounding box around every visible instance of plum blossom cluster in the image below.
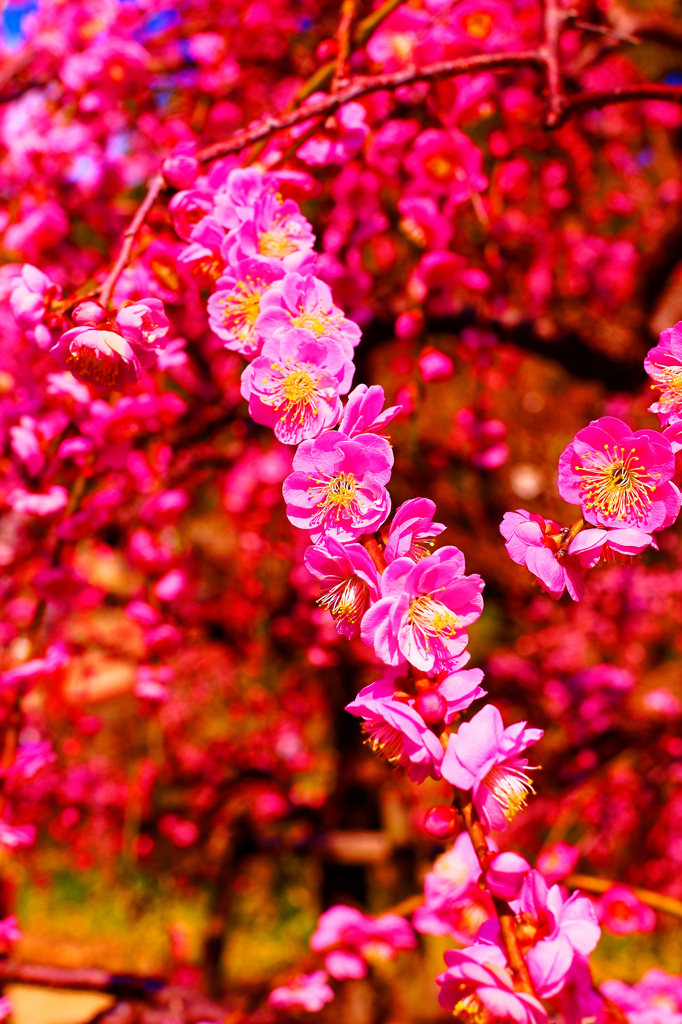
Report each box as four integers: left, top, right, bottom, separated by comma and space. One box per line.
501, 334, 682, 600
181, 168, 607, 1019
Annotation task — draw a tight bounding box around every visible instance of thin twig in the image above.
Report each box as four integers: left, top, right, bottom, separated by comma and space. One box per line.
97, 173, 166, 309
573, 20, 640, 45
332, 0, 357, 91
540, 0, 569, 127
566, 874, 682, 919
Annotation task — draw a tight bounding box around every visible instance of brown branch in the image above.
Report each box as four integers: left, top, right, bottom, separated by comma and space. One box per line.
540, 0, 569, 127
195, 51, 543, 166
566, 873, 682, 920
0, 962, 163, 998
97, 173, 166, 309
558, 83, 682, 124
332, 0, 358, 91
455, 796, 536, 997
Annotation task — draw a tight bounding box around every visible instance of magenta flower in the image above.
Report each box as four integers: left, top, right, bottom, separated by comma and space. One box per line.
536, 842, 580, 885
436, 945, 547, 1024
597, 885, 656, 936
384, 497, 446, 564
115, 297, 169, 365
10, 263, 61, 343
241, 328, 354, 445
508, 871, 601, 999
224, 193, 316, 268
339, 384, 403, 438
557, 416, 681, 532
413, 832, 495, 942
346, 678, 445, 782
645, 321, 682, 425
568, 525, 657, 568
268, 971, 335, 1012
310, 905, 416, 980
168, 188, 215, 242
404, 128, 488, 202
255, 272, 361, 357
50, 325, 141, 388
207, 257, 285, 359
361, 547, 484, 672
304, 536, 380, 638
283, 430, 393, 542
601, 969, 682, 1024
500, 509, 585, 601
442, 0, 519, 53
441, 704, 543, 832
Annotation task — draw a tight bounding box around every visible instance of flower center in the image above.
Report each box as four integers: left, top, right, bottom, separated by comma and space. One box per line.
650, 365, 682, 411
578, 445, 656, 522
463, 12, 494, 38
291, 309, 330, 335
363, 721, 407, 767
399, 217, 427, 248
320, 472, 357, 510
452, 992, 491, 1024
408, 595, 460, 638
392, 32, 415, 60
281, 368, 317, 405
258, 216, 303, 258
425, 155, 454, 184
483, 762, 536, 822
318, 576, 369, 624
65, 344, 119, 387
219, 280, 263, 339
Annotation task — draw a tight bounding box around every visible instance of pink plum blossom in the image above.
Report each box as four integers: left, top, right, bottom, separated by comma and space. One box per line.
568, 526, 657, 568
297, 102, 370, 166
441, 703, 543, 832
557, 416, 681, 532
304, 536, 380, 638
360, 547, 484, 672
436, 945, 547, 1024
346, 679, 445, 782
500, 509, 585, 601
418, 349, 454, 382
440, 0, 519, 53
536, 842, 580, 885
645, 321, 682, 426
404, 129, 488, 202
168, 189, 215, 243
7, 485, 69, 517
268, 971, 335, 1012
10, 263, 62, 349
241, 328, 354, 445
489, 870, 601, 999
596, 886, 656, 936
601, 969, 682, 1024
224, 192, 316, 268
255, 272, 361, 357
207, 257, 285, 359
50, 325, 142, 388
384, 497, 446, 563
310, 905, 416, 980
413, 832, 495, 942
283, 430, 393, 542
339, 384, 402, 438
115, 297, 169, 365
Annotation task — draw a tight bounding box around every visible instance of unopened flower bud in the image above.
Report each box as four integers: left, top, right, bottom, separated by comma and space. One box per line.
162, 143, 200, 189
415, 689, 447, 724
418, 349, 454, 383
485, 851, 531, 900
424, 805, 458, 840
72, 301, 106, 325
